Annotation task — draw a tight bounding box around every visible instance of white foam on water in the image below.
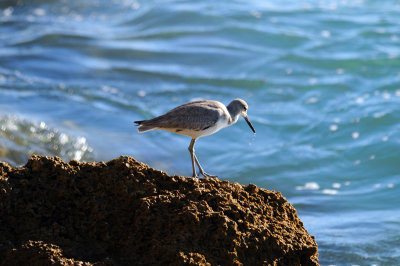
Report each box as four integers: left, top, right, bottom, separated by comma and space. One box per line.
382, 92, 391, 100
137, 90, 146, 97
355, 97, 364, 104
33, 8, 46, 16
308, 78, 318, 85
352, 132, 359, 139
321, 30, 331, 38
322, 189, 338, 195
101, 85, 119, 94
336, 68, 344, 75
3, 7, 13, 17
306, 97, 318, 104
250, 10, 262, 18
373, 112, 385, 118
329, 124, 338, 131
59, 133, 69, 145
0, 115, 93, 165
296, 182, 320, 191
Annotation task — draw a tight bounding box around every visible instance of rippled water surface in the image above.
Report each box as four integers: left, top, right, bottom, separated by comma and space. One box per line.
1, 0, 400, 264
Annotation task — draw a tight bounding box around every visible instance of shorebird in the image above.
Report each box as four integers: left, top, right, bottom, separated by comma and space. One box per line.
134, 99, 256, 178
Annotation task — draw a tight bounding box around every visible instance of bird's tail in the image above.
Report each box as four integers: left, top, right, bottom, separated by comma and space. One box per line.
133, 120, 156, 133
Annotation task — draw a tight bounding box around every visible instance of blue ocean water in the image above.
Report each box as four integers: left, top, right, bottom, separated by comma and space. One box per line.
1, 0, 400, 264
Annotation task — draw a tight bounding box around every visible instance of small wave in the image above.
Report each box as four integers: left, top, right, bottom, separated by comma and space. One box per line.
0, 115, 93, 166
9, 32, 94, 47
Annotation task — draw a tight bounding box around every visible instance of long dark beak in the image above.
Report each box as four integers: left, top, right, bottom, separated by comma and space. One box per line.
244, 115, 256, 134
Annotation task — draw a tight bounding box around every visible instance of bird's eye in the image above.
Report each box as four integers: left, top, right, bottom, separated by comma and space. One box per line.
244, 107, 248, 111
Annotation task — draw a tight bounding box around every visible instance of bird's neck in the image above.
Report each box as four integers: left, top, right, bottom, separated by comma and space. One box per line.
227, 104, 240, 125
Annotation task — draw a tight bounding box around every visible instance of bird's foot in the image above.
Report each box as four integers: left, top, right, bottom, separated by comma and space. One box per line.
200, 171, 218, 178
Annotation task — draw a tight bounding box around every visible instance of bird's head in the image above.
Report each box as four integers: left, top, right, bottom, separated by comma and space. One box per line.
228, 99, 256, 133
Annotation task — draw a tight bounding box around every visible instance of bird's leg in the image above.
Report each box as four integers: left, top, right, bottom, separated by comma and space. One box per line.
193, 154, 217, 178
188, 138, 197, 178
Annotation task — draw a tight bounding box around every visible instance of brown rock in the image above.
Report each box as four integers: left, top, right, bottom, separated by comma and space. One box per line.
0, 155, 319, 265
2, 240, 91, 266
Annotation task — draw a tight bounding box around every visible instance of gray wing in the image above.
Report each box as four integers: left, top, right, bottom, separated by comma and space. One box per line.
143, 101, 221, 130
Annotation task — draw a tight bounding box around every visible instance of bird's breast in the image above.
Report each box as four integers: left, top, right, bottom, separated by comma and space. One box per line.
196, 116, 229, 138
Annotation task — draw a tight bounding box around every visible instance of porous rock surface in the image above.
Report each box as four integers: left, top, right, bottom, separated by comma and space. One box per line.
0, 155, 318, 265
